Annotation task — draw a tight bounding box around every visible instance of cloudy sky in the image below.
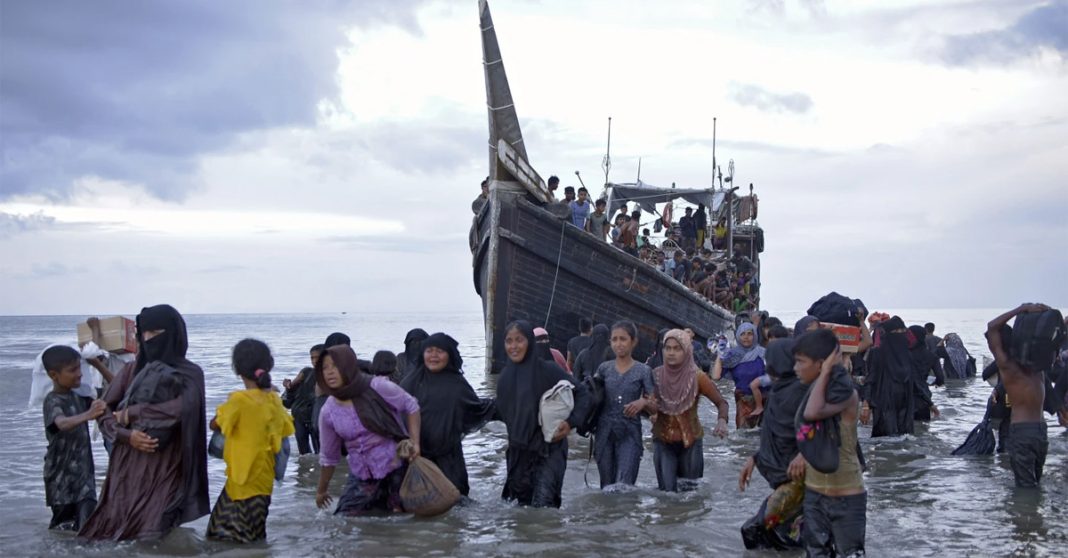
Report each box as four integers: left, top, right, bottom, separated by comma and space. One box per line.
1, 0, 1065, 316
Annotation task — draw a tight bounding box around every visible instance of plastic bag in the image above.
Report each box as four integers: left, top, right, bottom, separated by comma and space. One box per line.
539, 380, 575, 442
396, 440, 461, 517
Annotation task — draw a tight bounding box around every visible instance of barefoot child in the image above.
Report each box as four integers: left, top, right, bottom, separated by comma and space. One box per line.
207, 339, 294, 542
41, 345, 107, 530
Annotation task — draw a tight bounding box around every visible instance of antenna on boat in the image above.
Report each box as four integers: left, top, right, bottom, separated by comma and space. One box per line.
575, 170, 586, 190
636, 157, 642, 183
602, 116, 612, 191
712, 117, 717, 187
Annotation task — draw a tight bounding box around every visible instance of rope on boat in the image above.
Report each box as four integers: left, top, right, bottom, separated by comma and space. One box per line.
544, 219, 566, 328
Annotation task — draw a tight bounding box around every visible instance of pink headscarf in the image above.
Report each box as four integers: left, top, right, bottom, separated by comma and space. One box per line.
653, 329, 699, 415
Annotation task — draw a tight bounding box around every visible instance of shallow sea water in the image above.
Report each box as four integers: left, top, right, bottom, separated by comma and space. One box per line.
0, 309, 1064, 557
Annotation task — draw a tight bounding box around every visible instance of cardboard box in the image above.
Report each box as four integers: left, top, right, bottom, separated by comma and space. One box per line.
821, 322, 862, 353
77, 316, 138, 353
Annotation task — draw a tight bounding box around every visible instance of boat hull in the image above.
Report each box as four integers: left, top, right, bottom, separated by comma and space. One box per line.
474, 185, 736, 374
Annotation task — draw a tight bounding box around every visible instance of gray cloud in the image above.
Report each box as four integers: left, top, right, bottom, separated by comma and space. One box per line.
323, 233, 464, 254
31, 262, 86, 278
672, 137, 835, 158
747, 0, 826, 18
198, 264, 250, 274
0, 0, 426, 201
727, 83, 813, 114
941, 1, 1068, 65
357, 122, 484, 175
0, 211, 56, 238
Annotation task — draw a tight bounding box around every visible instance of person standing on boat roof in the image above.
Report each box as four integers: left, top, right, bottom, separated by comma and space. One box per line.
619, 210, 640, 257
569, 187, 591, 229
547, 175, 560, 200
694, 203, 708, 250
472, 178, 489, 215
563, 185, 576, 204
586, 199, 610, 241
679, 207, 697, 253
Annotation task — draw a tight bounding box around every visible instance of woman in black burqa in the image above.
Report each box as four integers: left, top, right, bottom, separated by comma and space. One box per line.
864, 316, 918, 437
495, 321, 589, 508
908, 325, 943, 421
739, 338, 808, 549
397, 328, 429, 380
399, 333, 495, 497
80, 304, 209, 541
573, 324, 611, 382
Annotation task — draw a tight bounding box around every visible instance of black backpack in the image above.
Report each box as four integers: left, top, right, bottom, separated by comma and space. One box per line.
1011, 309, 1066, 373
807, 292, 865, 326
574, 371, 605, 437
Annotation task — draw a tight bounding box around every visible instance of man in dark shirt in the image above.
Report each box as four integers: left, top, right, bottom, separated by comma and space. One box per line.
924, 323, 942, 352
672, 251, 690, 283
679, 207, 697, 253
586, 199, 610, 241
694, 203, 708, 249
566, 318, 594, 371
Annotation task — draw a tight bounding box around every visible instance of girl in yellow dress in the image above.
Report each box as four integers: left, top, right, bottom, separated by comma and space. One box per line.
207, 338, 294, 543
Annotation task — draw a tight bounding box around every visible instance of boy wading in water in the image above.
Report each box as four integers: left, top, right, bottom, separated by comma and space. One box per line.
795, 330, 866, 557
985, 303, 1058, 488
41, 346, 107, 530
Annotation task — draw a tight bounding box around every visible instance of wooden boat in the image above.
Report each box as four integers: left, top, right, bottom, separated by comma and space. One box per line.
473, 1, 762, 373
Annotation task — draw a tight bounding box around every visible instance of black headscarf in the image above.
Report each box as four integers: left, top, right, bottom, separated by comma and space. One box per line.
422, 332, 464, 373
764, 338, 796, 378
403, 328, 429, 367
646, 328, 672, 370
793, 315, 819, 338
135, 304, 189, 371
576, 324, 611, 380
316, 345, 408, 441
496, 321, 583, 451
755, 338, 807, 488
132, 304, 208, 524
370, 351, 398, 377
908, 325, 943, 389
871, 317, 912, 384
324, 332, 350, 349
400, 333, 493, 463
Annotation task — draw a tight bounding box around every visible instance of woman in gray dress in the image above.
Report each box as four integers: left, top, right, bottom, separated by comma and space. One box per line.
593, 320, 655, 489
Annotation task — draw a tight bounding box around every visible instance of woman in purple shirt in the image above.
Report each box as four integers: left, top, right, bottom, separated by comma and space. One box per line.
314, 345, 421, 515
713, 322, 767, 429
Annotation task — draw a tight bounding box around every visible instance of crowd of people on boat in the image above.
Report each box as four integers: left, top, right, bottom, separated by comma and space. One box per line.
472, 177, 762, 313
36, 302, 1066, 555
